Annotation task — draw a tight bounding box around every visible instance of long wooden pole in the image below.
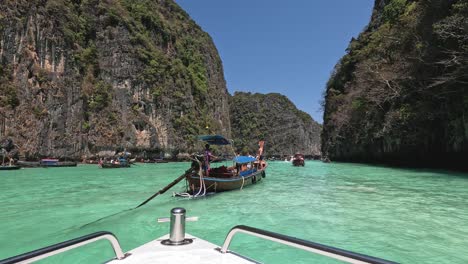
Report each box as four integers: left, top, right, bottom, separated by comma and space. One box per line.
80, 169, 194, 229
135, 169, 192, 208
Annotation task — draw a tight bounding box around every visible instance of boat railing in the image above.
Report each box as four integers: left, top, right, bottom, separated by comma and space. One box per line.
0, 231, 128, 264
219, 225, 398, 264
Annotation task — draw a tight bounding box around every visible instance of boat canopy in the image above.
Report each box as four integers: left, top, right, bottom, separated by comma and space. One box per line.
198, 135, 231, 145
234, 156, 256, 164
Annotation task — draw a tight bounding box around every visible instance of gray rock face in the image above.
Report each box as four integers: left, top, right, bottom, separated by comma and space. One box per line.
230, 92, 321, 156
322, 0, 468, 170
0, 1, 321, 160
0, 0, 230, 159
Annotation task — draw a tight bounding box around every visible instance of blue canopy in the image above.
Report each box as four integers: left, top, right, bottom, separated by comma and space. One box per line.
198, 135, 231, 145
234, 156, 256, 164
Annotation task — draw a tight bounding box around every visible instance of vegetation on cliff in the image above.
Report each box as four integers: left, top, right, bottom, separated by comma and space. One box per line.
230, 92, 321, 156
322, 0, 468, 169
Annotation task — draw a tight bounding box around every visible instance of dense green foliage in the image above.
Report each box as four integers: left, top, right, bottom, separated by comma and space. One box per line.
231, 92, 321, 156
98, 0, 218, 148
230, 94, 267, 153
322, 0, 468, 169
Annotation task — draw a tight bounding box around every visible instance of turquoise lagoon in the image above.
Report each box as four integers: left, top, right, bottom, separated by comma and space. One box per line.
1, 161, 468, 263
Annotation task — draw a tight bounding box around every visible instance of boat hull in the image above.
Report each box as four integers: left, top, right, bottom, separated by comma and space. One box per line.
292, 159, 305, 166
0, 165, 20, 170
186, 168, 266, 193
100, 163, 131, 168
41, 162, 77, 167
17, 161, 77, 168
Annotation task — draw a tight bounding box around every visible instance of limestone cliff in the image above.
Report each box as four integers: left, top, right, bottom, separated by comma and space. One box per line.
0, 0, 230, 159
322, 0, 468, 170
230, 92, 321, 157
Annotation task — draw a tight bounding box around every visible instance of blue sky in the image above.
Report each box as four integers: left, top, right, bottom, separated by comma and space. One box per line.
175, 0, 374, 123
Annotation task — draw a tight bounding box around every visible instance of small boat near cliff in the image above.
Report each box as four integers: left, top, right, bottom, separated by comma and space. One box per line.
138, 158, 168, 164
100, 162, 131, 168
40, 159, 77, 167
0, 165, 20, 170
1, 148, 20, 170
99, 158, 131, 168
292, 153, 305, 166
17, 159, 77, 168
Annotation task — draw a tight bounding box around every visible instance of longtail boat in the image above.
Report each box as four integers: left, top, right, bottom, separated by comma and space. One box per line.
40, 159, 77, 167
1, 149, 20, 170
99, 158, 131, 168
17, 159, 77, 168
292, 153, 305, 166
0, 165, 20, 170
181, 135, 267, 196
100, 162, 131, 168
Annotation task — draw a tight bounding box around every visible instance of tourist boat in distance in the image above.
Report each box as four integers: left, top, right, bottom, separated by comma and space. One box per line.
0, 164, 20, 170
180, 135, 267, 196
1, 151, 20, 170
16, 161, 38, 168
16, 159, 77, 168
292, 153, 305, 166
0, 207, 398, 264
138, 158, 168, 163
99, 158, 131, 168
40, 159, 77, 167
100, 163, 131, 168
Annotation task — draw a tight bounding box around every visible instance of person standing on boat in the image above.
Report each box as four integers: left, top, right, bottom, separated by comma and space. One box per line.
203, 144, 217, 177
256, 140, 265, 169
256, 140, 265, 160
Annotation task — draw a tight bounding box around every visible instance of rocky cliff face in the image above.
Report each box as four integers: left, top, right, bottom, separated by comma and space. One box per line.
322, 0, 468, 169
0, 0, 230, 159
230, 92, 321, 156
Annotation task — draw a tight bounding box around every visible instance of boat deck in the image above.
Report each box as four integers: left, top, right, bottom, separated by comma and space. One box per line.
106, 234, 257, 264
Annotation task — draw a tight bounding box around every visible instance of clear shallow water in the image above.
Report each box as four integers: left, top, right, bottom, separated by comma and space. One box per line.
1, 161, 468, 263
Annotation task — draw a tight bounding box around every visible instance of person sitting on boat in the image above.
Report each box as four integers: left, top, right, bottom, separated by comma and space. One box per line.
203, 144, 217, 177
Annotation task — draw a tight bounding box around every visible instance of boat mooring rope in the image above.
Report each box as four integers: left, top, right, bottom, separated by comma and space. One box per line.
175, 155, 208, 198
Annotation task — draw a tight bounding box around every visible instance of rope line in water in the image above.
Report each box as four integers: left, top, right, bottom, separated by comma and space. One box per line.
79, 169, 193, 229
79, 208, 134, 229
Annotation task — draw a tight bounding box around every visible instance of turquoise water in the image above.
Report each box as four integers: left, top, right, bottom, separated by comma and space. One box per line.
1, 161, 468, 263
